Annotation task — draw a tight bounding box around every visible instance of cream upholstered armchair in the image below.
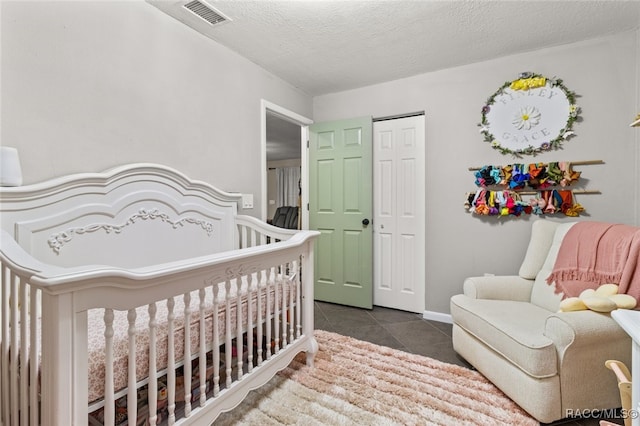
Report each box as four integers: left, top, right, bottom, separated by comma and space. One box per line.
450, 219, 632, 424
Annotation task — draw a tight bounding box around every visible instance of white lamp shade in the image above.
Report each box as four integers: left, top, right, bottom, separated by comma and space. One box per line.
0, 147, 23, 186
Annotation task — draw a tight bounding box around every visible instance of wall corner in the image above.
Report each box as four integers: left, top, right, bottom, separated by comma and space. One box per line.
635, 28, 640, 225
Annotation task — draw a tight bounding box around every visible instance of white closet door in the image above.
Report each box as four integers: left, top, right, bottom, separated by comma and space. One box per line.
373, 115, 425, 313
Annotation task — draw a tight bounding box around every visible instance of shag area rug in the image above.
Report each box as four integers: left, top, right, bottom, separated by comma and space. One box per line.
214, 330, 538, 425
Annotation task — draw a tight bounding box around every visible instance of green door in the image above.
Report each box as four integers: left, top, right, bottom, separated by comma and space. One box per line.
309, 117, 373, 309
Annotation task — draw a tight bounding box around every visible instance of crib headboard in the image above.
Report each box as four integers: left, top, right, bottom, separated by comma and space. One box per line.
0, 164, 242, 269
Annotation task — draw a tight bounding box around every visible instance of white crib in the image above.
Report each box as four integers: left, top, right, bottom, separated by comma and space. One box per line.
0, 163, 319, 425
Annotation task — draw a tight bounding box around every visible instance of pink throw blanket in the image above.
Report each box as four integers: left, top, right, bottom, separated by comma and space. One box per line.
546, 222, 640, 306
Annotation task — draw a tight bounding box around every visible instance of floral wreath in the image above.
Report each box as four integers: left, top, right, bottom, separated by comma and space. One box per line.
479, 72, 580, 157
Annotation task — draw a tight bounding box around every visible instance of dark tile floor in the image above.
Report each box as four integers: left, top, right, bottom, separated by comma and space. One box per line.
314, 301, 624, 426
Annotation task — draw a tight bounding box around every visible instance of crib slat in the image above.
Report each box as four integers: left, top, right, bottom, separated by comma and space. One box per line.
246, 273, 254, 374
265, 268, 272, 360
10, 272, 19, 426
127, 309, 137, 426
167, 297, 176, 424
289, 264, 295, 343
104, 308, 115, 426
240, 226, 248, 249
148, 302, 158, 425
19, 280, 28, 426
1, 266, 8, 426
183, 292, 192, 417
256, 270, 263, 366
281, 264, 288, 348
235, 276, 243, 381
295, 260, 301, 339
212, 284, 220, 396
198, 288, 206, 406
224, 280, 232, 388
273, 265, 280, 355
236, 225, 243, 249
29, 287, 39, 426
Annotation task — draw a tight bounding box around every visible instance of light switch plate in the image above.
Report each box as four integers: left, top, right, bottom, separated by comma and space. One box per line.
242, 194, 254, 209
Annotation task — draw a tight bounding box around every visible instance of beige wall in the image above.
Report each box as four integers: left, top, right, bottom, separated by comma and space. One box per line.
0, 1, 312, 217
314, 30, 640, 315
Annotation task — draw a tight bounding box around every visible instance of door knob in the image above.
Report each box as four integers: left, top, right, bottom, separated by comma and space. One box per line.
362, 218, 370, 226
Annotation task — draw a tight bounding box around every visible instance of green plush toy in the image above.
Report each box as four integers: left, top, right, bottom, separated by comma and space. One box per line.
559, 284, 638, 313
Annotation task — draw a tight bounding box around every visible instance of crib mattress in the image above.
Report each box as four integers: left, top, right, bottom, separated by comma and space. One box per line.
86, 272, 296, 403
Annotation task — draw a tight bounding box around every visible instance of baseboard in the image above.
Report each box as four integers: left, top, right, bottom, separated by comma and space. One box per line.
422, 310, 452, 324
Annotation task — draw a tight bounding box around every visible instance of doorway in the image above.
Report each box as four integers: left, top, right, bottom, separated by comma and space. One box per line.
261, 100, 313, 228
372, 114, 425, 313
267, 107, 425, 314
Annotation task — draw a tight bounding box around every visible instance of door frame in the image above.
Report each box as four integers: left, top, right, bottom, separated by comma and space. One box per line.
260, 100, 313, 228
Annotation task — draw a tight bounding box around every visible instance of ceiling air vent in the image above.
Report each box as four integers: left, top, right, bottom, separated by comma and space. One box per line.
183, 0, 230, 26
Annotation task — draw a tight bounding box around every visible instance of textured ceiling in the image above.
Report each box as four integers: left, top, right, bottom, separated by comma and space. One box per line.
148, 0, 640, 160
150, 0, 640, 96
